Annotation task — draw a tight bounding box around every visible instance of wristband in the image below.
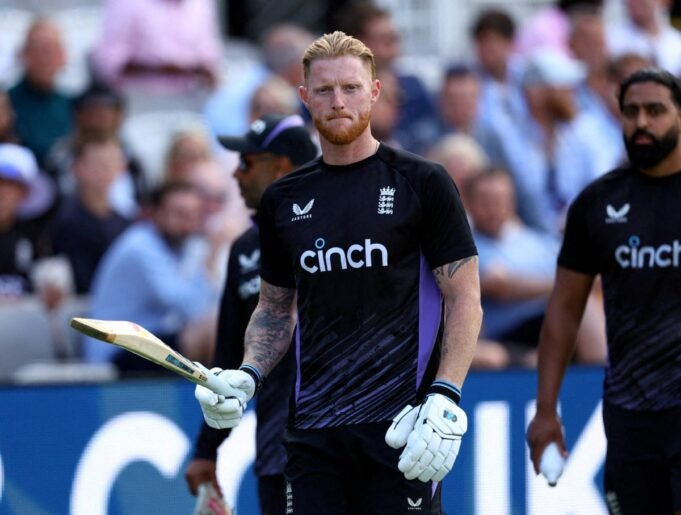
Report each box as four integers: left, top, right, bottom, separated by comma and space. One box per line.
429, 379, 461, 405
239, 364, 264, 393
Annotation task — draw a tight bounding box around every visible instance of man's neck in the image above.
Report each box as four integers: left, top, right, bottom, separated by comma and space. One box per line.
319, 129, 379, 166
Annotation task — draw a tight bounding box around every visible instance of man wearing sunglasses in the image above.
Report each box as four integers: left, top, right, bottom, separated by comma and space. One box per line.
185, 113, 317, 515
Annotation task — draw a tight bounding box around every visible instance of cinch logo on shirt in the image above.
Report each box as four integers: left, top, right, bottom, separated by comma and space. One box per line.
615, 235, 681, 268
299, 238, 389, 273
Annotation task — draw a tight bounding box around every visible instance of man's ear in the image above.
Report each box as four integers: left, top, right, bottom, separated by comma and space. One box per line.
299, 85, 309, 108
371, 79, 381, 105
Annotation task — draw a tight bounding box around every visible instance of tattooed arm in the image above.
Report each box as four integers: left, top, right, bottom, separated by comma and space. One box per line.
433, 255, 483, 387
241, 279, 297, 377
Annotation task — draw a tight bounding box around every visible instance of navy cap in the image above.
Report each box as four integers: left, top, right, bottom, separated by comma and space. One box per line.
218, 113, 317, 166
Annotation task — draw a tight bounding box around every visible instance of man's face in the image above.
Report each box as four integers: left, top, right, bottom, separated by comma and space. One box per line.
440, 75, 480, 130
474, 31, 512, 77
360, 16, 400, 69
22, 23, 66, 90
569, 14, 606, 70
234, 153, 280, 209
73, 142, 125, 196
621, 81, 681, 169
0, 178, 27, 226
300, 56, 379, 146
154, 190, 203, 247
468, 175, 514, 238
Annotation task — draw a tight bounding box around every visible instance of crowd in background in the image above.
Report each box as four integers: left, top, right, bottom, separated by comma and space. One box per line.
1, 0, 679, 380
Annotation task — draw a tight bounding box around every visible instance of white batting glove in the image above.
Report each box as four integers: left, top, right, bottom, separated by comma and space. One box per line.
194, 367, 256, 429
387, 392, 467, 483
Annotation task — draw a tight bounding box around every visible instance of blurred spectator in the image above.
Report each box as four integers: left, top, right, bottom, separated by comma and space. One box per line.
163, 129, 213, 183
248, 76, 300, 123
0, 89, 19, 144
426, 133, 489, 209
437, 65, 505, 165
204, 23, 314, 138
86, 181, 219, 373
515, 0, 604, 58
470, 8, 525, 123
568, 5, 626, 174
8, 18, 72, 166
90, 0, 222, 94
335, 2, 440, 154
496, 48, 604, 234
48, 139, 132, 294
606, 0, 681, 75
371, 68, 401, 147
181, 158, 252, 287
0, 144, 55, 300
44, 82, 147, 209
466, 168, 606, 365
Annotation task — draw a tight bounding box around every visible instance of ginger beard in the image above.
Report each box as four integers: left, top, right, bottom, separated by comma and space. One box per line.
313, 108, 372, 145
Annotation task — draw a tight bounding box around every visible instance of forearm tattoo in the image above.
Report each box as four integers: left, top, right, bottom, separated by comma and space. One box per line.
433, 255, 479, 360
433, 255, 477, 287
243, 282, 296, 375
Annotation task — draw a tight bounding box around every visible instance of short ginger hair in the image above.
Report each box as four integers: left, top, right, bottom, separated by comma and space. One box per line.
302, 31, 376, 83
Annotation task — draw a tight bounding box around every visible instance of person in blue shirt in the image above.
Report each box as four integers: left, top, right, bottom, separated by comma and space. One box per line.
86, 181, 218, 373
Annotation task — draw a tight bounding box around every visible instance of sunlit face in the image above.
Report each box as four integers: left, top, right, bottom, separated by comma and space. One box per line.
22, 23, 66, 89
468, 175, 514, 238
620, 81, 681, 168
300, 56, 379, 146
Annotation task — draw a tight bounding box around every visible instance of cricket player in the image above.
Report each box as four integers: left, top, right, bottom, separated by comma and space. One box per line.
527, 68, 681, 515
195, 31, 482, 514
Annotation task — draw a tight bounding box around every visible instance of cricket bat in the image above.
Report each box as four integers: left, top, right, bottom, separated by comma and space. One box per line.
70, 317, 236, 397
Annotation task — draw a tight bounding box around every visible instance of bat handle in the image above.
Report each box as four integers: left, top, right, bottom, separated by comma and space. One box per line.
199, 366, 243, 399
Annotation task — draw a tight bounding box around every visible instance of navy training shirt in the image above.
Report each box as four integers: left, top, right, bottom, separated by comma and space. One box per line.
259, 144, 477, 429
559, 166, 681, 411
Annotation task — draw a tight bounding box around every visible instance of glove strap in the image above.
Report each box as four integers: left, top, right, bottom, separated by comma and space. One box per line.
429, 380, 461, 405
239, 364, 264, 394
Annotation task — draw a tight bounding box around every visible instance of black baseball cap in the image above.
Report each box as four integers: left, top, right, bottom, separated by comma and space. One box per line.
218, 113, 318, 166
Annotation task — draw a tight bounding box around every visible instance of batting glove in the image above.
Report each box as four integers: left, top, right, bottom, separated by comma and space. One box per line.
386, 382, 467, 482
195, 366, 258, 429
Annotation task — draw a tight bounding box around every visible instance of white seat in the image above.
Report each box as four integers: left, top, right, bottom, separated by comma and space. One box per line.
53, 5, 103, 94
0, 8, 33, 87
0, 299, 56, 381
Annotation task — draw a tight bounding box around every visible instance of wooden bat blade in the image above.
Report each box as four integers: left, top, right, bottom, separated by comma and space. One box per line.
70, 318, 240, 398
70, 317, 207, 382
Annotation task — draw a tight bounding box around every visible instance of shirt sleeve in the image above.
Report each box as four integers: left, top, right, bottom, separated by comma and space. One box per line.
258, 188, 295, 288
419, 165, 478, 269
557, 192, 599, 275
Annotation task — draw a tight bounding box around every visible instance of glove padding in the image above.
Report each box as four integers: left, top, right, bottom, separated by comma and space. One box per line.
385, 393, 467, 482
194, 368, 256, 429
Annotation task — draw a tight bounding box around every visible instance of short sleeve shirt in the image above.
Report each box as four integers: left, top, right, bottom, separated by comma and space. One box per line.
259, 144, 477, 428
559, 166, 681, 410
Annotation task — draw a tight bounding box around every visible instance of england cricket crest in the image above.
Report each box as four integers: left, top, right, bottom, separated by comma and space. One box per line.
378, 186, 395, 215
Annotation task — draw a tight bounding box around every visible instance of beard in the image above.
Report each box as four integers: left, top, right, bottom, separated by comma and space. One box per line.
313, 109, 371, 145
624, 125, 679, 169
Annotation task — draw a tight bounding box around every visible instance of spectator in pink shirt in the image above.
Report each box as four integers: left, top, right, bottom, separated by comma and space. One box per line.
90, 0, 222, 94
